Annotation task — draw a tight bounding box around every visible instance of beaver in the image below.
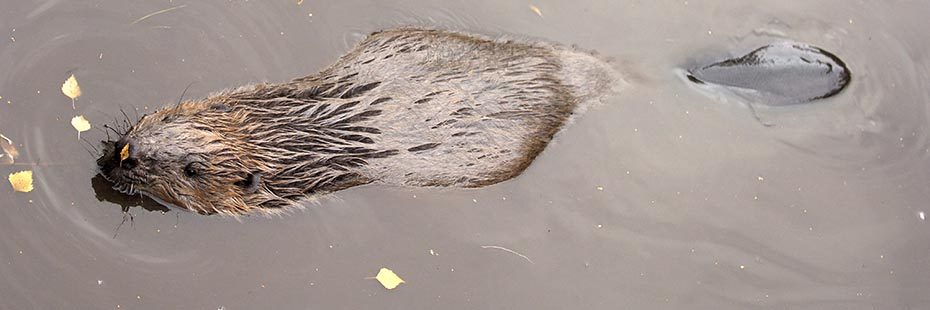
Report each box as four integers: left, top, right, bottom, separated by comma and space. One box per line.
97, 28, 620, 215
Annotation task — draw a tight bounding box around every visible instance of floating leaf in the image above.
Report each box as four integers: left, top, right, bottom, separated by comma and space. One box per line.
8, 170, 33, 193
0, 133, 18, 165
119, 143, 130, 163
374, 267, 405, 290
529, 5, 543, 17
61, 74, 82, 109
71, 115, 91, 139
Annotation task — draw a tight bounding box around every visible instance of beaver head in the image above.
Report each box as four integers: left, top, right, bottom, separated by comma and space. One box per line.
97, 84, 393, 215
97, 101, 266, 215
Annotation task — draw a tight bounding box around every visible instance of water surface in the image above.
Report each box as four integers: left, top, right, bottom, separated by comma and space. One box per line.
1, 1, 928, 309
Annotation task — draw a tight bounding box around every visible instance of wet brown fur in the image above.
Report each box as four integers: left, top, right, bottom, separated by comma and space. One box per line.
97, 28, 620, 216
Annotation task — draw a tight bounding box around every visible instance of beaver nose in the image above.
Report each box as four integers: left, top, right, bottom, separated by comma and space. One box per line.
121, 156, 139, 170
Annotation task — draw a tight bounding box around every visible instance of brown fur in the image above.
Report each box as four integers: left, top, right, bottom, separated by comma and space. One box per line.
97, 28, 620, 216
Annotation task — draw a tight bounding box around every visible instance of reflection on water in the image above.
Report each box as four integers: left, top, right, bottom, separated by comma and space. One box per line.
90, 174, 169, 214
1, 0, 928, 309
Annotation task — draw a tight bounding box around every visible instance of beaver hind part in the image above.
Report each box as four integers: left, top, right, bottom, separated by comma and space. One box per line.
97, 28, 620, 215
686, 42, 850, 105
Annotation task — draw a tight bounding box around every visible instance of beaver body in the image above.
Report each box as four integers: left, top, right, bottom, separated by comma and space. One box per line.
98, 28, 619, 215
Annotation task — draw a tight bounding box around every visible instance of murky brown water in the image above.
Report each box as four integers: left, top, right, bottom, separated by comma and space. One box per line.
2, 1, 929, 309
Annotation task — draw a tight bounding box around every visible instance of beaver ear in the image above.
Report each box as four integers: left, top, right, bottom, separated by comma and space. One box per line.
234, 172, 262, 193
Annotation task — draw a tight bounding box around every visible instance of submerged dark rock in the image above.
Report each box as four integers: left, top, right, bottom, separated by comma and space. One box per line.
687, 42, 850, 105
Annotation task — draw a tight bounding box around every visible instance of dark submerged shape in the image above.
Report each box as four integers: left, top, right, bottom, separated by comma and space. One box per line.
97, 28, 619, 216
686, 42, 850, 105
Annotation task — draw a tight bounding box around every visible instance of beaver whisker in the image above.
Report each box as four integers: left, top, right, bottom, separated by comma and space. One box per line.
118, 108, 135, 129
100, 171, 117, 183
112, 183, 131, 195
130, 105, 141, 124
118, 183, 133, 195
81, 137, 99, 153
109, 117, 124, 134
175, 82, 196, 109
125, 173, 146, 182
102, 124, 124, 139
92, 125, 111, 138
101, 124, 116, 139
78, 138, 99, 159
108, 111, 135, 136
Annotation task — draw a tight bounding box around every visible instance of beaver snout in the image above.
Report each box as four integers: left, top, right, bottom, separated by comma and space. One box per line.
96, 138, 148, 196
97, 138, 139, 177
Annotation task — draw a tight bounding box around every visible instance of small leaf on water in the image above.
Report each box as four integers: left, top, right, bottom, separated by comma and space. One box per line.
8, 170, 33, 193
62, 74, 82, 108
71, 115, 91, 139
71, 116, 91, 132
0, 133, 18, 165
374, 267, 405, 290
529, 5, 543, 17
119, 143, 130, 163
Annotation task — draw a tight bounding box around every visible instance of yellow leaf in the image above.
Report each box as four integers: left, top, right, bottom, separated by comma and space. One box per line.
8, 170, 33, 193
71, 115, 92, 139
119, 143, 130, 163
529, 5, 543, 17
374, 267, 405, 290
71, 115, 91, 132
62, 74, 82, 108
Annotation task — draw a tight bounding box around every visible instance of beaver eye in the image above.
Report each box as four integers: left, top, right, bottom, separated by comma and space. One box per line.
183, 162, 200, 177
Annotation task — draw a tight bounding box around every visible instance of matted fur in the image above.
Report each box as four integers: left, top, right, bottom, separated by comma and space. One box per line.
97, 28, 621, 216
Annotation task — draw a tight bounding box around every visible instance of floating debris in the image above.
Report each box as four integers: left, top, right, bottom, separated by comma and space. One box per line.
373, 268, 405, 290
481, 245, 534, 264
119, 144, 130, 163
1, 133, 18, 165
71, 115, 92, 139
529, 5, 543, 17
131, 4, 188, 25
8, 170, 34, 193
61, 74, 82, 109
